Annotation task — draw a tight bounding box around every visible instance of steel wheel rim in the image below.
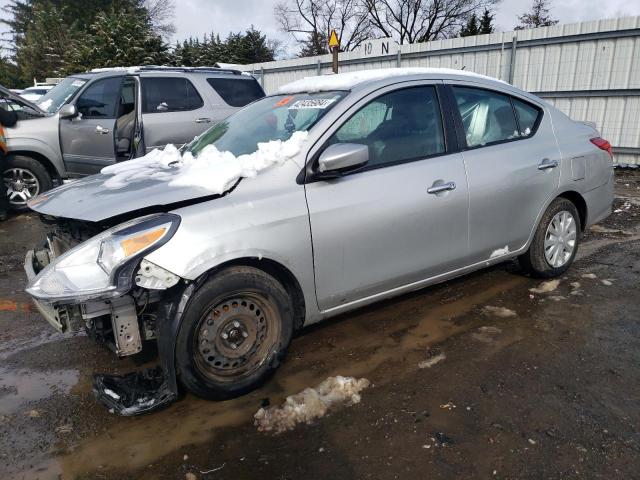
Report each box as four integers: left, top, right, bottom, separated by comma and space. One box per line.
544, 210, 577, 268
194, 292, 280, 382
3, 168, 40, 206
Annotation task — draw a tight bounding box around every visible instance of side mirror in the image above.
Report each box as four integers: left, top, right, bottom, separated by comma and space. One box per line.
59, 104, 78, 119
318, 143, 369, 173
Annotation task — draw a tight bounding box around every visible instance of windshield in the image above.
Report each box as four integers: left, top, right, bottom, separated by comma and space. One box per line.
187, 91, 346, 157
37, 76, 88, 113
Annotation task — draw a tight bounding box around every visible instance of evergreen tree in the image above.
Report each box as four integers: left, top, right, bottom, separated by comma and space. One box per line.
0, 57, 21, 88
299, 32, 328, 57
64, 7, 170, 74
479, 8, 495, 34
459, 14, 480, 37
515, 0, 559, 30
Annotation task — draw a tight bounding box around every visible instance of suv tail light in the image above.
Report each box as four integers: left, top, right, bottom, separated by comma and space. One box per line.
590, 137, 613, 159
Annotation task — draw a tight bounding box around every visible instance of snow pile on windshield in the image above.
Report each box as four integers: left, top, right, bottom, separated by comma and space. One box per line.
100, 131, 308, 192
254, 376, 370, 434
279, 68, 507, 94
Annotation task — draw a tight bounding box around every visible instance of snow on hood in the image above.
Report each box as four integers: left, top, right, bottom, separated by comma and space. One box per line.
278, 67, 507, 94
100, 130, 309, 193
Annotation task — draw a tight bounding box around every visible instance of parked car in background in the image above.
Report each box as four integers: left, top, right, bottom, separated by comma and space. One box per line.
23, 68, 614, 414
3, 66, 265, 210
20, 85, 55, 102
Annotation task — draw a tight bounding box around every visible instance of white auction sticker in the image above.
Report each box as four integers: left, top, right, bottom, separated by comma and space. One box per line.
288, 98, 336, 110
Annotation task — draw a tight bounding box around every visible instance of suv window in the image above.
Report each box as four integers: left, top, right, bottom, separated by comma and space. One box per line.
453, 86, 519, 148
141, 77, 203, 113
76, 77, 122, 119
207, 77, 265, 107
328, 86, 445, 168
512, 98, 541, 137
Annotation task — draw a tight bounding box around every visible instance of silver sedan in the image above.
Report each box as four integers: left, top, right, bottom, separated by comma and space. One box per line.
24, 68, 614, 413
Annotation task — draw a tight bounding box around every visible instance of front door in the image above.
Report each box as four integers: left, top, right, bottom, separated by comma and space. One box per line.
305, 84, 470, 311
60, 76, 123, 175
448, 83, 561, 263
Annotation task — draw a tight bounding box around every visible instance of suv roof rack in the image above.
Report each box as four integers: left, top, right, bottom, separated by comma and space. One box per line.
88, 66, 243, 75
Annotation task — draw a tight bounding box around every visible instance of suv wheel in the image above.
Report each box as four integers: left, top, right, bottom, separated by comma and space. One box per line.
3, 155, 53, 211
519, 197, 581, 278
175, 266, 294, 400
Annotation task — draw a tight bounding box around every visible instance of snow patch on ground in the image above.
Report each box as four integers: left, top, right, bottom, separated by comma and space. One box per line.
279, 68, 507, 94
489, 245, 509, 259
529, 279, 560, 294
100, 131, 309, 192
581, 273, 597, 279
482, 306, 517, 318
418, 352, 446, 369
254, 376, 370, 434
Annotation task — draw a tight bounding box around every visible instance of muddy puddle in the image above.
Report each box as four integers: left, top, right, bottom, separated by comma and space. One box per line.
32, 269, 527, 478
0, 367, 79, 415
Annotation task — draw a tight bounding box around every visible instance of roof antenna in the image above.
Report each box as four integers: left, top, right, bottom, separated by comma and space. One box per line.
461, 65, 466, 70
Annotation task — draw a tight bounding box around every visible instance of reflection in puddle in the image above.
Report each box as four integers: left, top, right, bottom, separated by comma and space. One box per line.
0, 367, 79, 414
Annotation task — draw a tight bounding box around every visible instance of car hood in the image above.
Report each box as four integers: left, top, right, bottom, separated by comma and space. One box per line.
0, 84, 46, 115
28, 173, 232, 223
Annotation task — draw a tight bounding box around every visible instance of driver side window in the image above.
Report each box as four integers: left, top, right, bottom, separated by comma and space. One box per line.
328, 86, 445, 168
76, 77, 122, 119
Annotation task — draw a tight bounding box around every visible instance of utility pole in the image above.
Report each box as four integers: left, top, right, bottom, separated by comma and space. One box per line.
329, 29, 340, 74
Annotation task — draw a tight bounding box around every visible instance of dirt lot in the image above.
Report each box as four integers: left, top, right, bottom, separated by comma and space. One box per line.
1, 171, 639, 480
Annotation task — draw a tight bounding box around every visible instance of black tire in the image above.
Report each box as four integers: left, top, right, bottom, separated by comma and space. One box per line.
519, 197, 581, 278
3, 155, 53, 211
176, 266, 294, 400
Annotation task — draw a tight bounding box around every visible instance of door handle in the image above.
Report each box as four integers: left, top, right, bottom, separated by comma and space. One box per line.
427, 181, 456, 194
95, 125, 110, 135
195, 117, 212, 124
538, 158, 558, 170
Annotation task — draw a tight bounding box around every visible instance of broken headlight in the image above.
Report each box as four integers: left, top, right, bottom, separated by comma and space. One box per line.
27, 214, 180, 303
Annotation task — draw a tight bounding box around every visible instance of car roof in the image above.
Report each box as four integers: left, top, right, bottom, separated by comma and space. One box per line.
81, 66, 253, 79
278, 67, 510, 95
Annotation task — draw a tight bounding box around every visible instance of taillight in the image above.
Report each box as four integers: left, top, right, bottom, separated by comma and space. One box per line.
590, 137, 613, 159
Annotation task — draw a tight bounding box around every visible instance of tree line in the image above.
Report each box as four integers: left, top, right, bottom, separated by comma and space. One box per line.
0, 0, 559, 89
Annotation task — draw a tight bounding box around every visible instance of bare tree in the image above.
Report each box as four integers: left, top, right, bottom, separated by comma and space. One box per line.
514, 0, 558, 30
275, 0, 371, 56
144, 0, 176, 39
363, 0, 500, 44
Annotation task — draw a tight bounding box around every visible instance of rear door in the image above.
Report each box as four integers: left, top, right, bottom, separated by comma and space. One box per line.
305, 83, 470, 311
448, 83, 561, 263
59, 76, 123, 175
140, 75, 209, 152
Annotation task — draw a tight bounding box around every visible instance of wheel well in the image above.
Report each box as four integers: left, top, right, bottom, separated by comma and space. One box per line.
8, 151, 60, 181
558, 191, 587, 231
205, 257, 306, 332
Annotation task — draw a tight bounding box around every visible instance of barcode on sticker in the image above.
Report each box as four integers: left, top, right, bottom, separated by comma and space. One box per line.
288, 99, 336, 110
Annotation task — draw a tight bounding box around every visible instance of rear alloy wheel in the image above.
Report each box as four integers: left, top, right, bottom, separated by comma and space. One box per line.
3, 155, 53, 211
519, 197, 581, 278
176, 266, 294, 400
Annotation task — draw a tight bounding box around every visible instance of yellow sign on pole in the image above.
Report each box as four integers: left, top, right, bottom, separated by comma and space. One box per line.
328, 29, 340, 49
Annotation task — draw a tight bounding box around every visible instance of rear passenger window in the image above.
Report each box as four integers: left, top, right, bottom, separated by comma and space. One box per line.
141, 77, 203, 113
207, 78, 265, 107
328, 86, 445, 168
512, 98, 541, 137
452, 87, 519, 148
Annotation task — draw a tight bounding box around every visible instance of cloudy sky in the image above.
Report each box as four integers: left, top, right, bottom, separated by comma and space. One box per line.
2, 0, 640, 57
173, 0, 640, 56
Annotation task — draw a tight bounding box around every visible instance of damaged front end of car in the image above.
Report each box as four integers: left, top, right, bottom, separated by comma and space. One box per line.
24, 212, 188, 415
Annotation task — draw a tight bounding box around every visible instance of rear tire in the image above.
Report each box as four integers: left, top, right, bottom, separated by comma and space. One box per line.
3, 155, 53, 211
175, 266, 294, 400
519, 197, 581, 278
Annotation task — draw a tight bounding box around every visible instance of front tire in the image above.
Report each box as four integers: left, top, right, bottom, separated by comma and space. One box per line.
519, 197, 581, 278
3, 155, 53, 211
175, 266, 294, 400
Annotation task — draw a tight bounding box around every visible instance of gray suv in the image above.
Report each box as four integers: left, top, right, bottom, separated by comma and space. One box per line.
3, 66, 265, 209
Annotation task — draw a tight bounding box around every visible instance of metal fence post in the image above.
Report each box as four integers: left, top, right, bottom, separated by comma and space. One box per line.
396, 49, 402, 68
508, 36, 517, 85
317, 59, 321, 75
260, 67, 265, 89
